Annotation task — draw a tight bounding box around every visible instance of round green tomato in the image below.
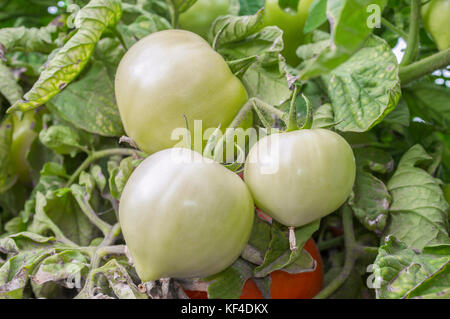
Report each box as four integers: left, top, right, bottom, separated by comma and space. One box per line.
421, 0, 450, 51
119, 148, 254, 282
11, 111, 38, 185
262, 0, 316, 66
244, 129, 356, 227
179, 0, 233, 39
115, 30, 248, 154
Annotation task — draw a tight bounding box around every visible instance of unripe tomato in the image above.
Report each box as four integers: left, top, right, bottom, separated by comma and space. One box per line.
119, 148, 254, 282
421, 0, 450, 50
115, 30, 248, 154
184, 238, 323, 299
262, 0, 316, 65
10, 110, 38, 185
244, 129, 356, 227
179, 0, 233, 39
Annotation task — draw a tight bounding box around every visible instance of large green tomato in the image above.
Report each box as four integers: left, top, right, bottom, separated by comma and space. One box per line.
115, 30, 248, 154
262, 0, 315, 66
119, 148, 254, 282
11, 111, 38, 185
179, 0, 233, 39
244, 129, 356, 227
421, 0, 450, 50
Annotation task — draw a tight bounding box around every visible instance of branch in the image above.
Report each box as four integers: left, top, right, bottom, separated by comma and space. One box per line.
399, 48, 450, 85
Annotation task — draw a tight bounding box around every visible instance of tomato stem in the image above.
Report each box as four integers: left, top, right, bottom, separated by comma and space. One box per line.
399, 48, 450, 85
400, 0, 421, 66
314, 205, 357, 299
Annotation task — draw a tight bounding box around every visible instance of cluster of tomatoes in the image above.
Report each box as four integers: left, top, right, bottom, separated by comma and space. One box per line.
114, 13, 356, 297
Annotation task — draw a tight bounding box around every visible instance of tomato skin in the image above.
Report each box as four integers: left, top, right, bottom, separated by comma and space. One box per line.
244, 129, 356, 227
10, 111, 38, 185
262, 0, 315, 65
119, 148, 254, 282
115, 30, 248, 154
179, 0, 232, 39
421, 0, 450, 51
184, 238, 323, 299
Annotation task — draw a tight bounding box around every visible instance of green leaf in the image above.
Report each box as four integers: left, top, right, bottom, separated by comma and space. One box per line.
210, 9, 265, 48
109, 156, 142, 200
0, 232, 57, 299
386, 145, 450, 250
403, 82, 450, 132
322, 36, 401, 132
76, 259, 146, 299
0, 63, 23, 105
39, 125, 88, 157
29, 190, 98, 246
8, 0, 123, 113
47, 60, 125, 137
303, 0, 328, 33
254, 221, 320, 277
32, 250, 88, 287
349, 148, 393, 232
299, 0, 388, 80
203, 258, 254, 299
0, 23, 59, 54
373, 236, 450, 299
407, 262, 450, 299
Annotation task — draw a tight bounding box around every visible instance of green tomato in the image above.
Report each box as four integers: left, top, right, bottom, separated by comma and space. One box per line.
244, 129, 356, 227
179, 0, 233, 39
119, 148, 254, 281
11, 111, 38, 185
115, 30, 248, 154
262, 0, 316, 65
421, 0, 450, 51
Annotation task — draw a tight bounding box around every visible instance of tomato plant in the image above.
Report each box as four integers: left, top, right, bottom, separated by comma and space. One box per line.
119, 147, 254, 282
421, 0, 450, 50
115, 29, 248, 154
244, 129, 356, 227
184, 238, 323, 299
262, 0, 316, 65
1, 0, 449, 301
179, 0, 233, 39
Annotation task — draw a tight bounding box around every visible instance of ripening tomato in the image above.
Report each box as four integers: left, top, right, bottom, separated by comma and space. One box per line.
179, 0, 234, 39
184, 238, 323, 299
244, 129, 356, 227
119, 148, 254, 282
115, 30, 248, 154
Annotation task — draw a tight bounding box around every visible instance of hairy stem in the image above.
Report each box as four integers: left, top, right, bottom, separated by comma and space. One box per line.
399, 48, 450, 85
314, 205, 357, 299
400, 0, 421, 66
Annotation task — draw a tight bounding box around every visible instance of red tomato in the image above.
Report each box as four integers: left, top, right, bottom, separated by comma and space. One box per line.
184, 238, 323, 299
